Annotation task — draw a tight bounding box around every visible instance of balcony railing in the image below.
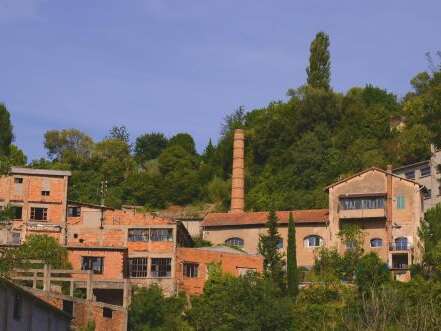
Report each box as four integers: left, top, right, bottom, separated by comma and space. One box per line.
338, 208, 386, 219
391, 263, 409, 270
389, 243, 412, 251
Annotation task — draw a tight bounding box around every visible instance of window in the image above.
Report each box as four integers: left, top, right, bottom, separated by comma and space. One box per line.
424, 189, 432, 200
420, 166, 431, 177
340, 197, 385, 210
405, 170, 415, 180
129, 258, 148, 278
11, 232, 21, 244
68, 207, 81, 217
304, 235, 323, 248
11, 206, 22, 220
370, 238, 383, 248
150, 229, 173, 241
237, 267, 257, 276
396, 196, 405, 209
103, 307, 113, 318
41, 190, 50, 196
13, 294, 22, 320
30, 207, 47, 221
62, 300, 73, 315
276, 239, 284, 249
128, 228, 149, 242
14, 177, 23, 184
151, 258, 171, 277
183, 262, 199, 278
81, 256, 104, 274
394, 237, 408, 250
225, 237, 244, 248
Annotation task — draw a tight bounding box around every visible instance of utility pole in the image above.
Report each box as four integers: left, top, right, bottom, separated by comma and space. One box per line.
99, 180, 108, 230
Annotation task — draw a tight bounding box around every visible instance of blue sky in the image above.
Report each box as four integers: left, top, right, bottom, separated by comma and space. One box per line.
1, 0, 440, 160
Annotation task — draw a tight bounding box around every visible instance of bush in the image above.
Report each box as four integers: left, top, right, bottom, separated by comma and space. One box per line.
355, 252, 390, 293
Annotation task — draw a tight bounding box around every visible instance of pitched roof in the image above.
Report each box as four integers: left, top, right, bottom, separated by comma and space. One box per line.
201, 209, 329, 227
325, 167, 424, 191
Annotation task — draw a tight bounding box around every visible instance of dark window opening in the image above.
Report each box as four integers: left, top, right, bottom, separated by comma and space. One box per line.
420, 166, 431, 177
128, 228, 149, 242
150, 229, 173, 241
62, 300, 73, 315
424, 189, 432, 200
183, 263, 199, 278
225, 237, 244, 247
129, 258, 148, 278
405, 170, 415, 180
30, 207, 48, 221
103, 307, 113, 318
73, 233, 78, 239
11, 206, 22, 220
14, 178, 23, 184
151, 258, 172, 277
370, 238, 383, 247
81, 256, 104, 274
340, 197, 385, 210
41, 191, 50, 196
13, 294, 22, 320
68, 207, 81, 217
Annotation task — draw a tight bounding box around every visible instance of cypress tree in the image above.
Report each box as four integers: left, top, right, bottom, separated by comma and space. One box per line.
258, 208, 285, 290
306, 32, 331, 90
0, 103, 13, 156
287, 212, 299, 298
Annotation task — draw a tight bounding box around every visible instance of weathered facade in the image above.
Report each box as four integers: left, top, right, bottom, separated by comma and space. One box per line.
0, 167, 71, 245
0, 278, 71, 331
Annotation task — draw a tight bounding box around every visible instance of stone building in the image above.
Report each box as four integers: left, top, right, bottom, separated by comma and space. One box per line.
202, 130, 425, 278
393, 145, 441, 211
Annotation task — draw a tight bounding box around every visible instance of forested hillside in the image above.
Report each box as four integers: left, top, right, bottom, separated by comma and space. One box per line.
1, 33, 440, 211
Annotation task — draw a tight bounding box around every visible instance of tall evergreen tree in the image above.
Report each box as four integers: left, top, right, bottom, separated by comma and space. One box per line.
287, 212, 299, 298
306, 32, 331, 90
0, 103, 13, 156
258, 208, 285, 290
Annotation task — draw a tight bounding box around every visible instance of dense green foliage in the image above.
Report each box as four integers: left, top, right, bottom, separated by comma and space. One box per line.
418, 203, 441, 278
287, 212, 299, 297
258, 209, 285, 290
306, 31, 331, 90
354, 253, 390, 293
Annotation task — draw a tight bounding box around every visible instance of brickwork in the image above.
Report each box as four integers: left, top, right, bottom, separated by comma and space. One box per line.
176, 247, 263, 295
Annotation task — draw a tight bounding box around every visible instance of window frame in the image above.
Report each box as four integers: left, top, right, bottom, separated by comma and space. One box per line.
128, 228, 150, 242
150, 258, 172, 278
67, 206, 81, 217
30, 207, 48, 221
304, 235, 323, 248
81, 256, 104, 274
404, 170, 415, 180
128, 257, 148, 278
225, 237, 244, 248
183, 262, 199, 278
396, 195, 405, 209
149, 228, 173, 242
370, 238, 383, 248
41, 190, 50, 196
420, 166, 431, 178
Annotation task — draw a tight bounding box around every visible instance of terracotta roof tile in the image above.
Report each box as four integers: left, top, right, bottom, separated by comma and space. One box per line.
201, 209, 329, 227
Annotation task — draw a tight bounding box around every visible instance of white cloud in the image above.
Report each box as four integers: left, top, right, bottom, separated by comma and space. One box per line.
0, 0, 46, 22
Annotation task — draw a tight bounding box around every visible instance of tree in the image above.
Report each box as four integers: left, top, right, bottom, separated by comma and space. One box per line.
258, 209, 285, 290
0, 103, 13, 156
355, 252, 390, 293
188, 267, 294, 331
287, 212, 299, 298
419, 203, 441, 277
134, 132, 168, 164
128, 284, 189, 331
107, 125, 130, 144
306, 32, 331, 90
44, 129, 94, 163
168, 133, 196, 155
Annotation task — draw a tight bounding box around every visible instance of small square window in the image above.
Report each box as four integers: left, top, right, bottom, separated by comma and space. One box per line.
30, 207, 47, 221
424, 189, 432, 200
183, 263, 199, 278
68, 207, 81, 217
420, 166, 431, 177
103, 307, 113, 318
14, 178, 23, 184
396, 196, 405, 209
405, 170, 415, 180
41, 191, 50, 196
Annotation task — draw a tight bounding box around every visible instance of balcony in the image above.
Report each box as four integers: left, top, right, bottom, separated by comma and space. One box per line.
339, 208, 386, 219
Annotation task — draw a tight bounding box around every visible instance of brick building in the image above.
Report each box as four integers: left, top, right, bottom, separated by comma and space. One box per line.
0, 167, 71, 245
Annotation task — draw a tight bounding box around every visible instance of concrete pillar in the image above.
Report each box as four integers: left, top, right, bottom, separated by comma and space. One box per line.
230, 129, 245, 213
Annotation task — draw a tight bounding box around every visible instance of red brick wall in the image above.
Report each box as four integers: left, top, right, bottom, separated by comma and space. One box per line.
176, 248, 263, 295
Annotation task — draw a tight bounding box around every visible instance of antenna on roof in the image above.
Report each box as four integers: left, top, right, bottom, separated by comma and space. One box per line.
100, 180, 108, 207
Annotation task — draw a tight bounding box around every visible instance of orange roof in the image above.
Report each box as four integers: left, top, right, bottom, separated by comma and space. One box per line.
201, 209, 329, 227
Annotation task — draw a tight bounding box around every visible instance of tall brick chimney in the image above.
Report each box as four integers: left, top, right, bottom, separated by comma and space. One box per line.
231, 129, 245, 213
386, 164, 393, 246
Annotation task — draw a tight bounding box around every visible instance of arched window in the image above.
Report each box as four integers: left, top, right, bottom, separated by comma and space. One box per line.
370, 238, 383, 248
395, 237, 408, 250
304, 235, 323, 248
225, 237, 244, 248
